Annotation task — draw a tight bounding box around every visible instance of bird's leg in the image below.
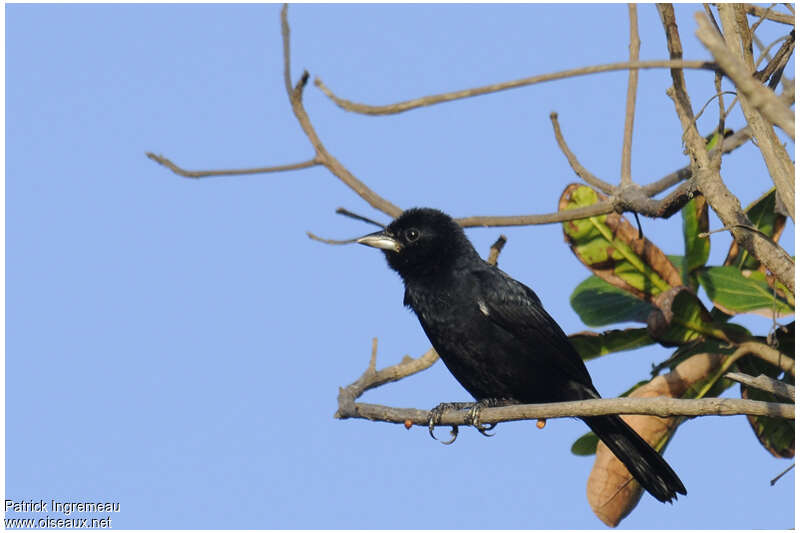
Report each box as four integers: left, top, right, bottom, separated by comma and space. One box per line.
427, 402, 475, 445
467, 398, 519, 437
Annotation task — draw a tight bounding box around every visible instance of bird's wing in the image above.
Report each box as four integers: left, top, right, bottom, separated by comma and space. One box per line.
474, 267, 594, 388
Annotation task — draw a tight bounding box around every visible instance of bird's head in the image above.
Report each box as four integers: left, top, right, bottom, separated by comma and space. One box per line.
357, 207, 477, 280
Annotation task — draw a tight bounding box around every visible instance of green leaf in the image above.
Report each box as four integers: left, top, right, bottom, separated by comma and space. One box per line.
569, 328, 654, 361
682, 196, 710, 277
648, 289, 748, 346
571, 431, 599, 456
698, 266, 794, 318
703, 128, 733, 151
560, 184, 681, 302
570, 276, 654, 327
725, 188, 787, 271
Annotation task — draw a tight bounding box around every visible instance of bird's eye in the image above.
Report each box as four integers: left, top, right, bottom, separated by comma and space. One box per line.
405, 228, 420, 242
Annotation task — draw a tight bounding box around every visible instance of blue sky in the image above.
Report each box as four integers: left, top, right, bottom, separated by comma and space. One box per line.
6, 3, 794, 529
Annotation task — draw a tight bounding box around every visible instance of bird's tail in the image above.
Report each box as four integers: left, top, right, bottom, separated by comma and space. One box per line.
581, 414, 686, 503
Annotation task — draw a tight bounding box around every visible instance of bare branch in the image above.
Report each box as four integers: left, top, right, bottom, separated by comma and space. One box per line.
711, 7, 795, 221
703, 3, 723, 35
620, 3, 640, 187
453, 178, 699, 229
657, 6, 795, 292
641, 166, 693, 197
305, 232, 362, 246
455, 203, 614, 228
658, 4, 690, 93
770, 463, 795, 486
549, 112, 615, 194
337, 397, 793, 428
315, 60, 717, 116
733, 341, 795, 376
279, 5, 403, 218
754, 32, 794, 87
337, 339, 794, 430
725, 371, 795, 401
336, 344, 439, 419
743, 3, 796, 25
696, 10, 795, 140
640, 123, 753, 196
145, 152, 320, 178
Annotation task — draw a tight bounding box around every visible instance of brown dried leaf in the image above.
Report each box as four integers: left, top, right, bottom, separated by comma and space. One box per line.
588, 352, 724, 526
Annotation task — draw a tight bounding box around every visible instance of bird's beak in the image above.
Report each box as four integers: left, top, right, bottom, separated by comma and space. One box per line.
356, 230, 402, 253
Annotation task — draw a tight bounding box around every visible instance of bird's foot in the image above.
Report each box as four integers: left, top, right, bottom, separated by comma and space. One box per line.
427, 402, 475, 445
427, 399, 518, 443
466, 398, 519, 437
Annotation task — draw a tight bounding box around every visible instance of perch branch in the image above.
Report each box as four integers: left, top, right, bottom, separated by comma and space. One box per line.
336, 397, 793, 428
337, 340, 793, 428
337, 237, 506, 417
314, 60, 717, 116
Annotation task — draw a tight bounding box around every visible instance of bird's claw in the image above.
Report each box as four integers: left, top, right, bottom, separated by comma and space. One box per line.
466, 402, 497, 437
441, 425, 459, 445
427, 402, 473, 444
427, 400, 513, 442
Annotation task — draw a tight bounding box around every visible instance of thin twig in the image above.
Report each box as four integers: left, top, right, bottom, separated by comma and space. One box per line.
487, 235, 508, 266
680, 90, 737, 142
455, 177, 699, 228
696, 11, 794, 140
146, 153, 320, 178
455, 203, 614, 228
335, 207, 386, 228
770, 463, 795, 486
724, 371, 795, 401
336, 344, 440, 419
640, 124, 752, 197
306, 232, 362, 245
280, 5, 403, 218
549, 112, 615, 194
697, 224, 772, 239
743, 3, 796, 25
315, 60, 717, 116
755, 31, 795, 90
714, 74, 726, 166
703, 3, 723, 35
620, 4, 640, 188
749, 3, 778, 34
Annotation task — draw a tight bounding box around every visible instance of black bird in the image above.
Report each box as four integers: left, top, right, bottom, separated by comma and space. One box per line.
357, 207, 686, 503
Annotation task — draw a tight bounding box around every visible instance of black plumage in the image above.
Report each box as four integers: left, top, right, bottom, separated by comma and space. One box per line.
357, 207, 686, 503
